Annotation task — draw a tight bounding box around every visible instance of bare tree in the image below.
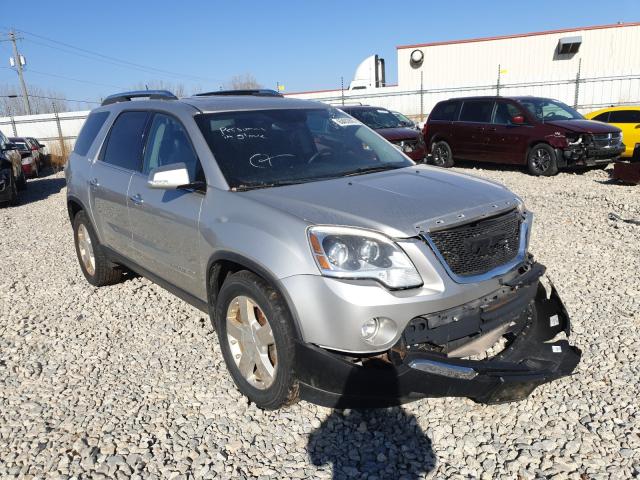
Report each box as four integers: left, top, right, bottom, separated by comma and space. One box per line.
223, 73, 262, 90
131, 81, 190, 97
0, 83, 76, 116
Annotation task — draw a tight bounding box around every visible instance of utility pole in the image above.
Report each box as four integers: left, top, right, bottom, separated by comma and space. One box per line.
6, 30, 32, 115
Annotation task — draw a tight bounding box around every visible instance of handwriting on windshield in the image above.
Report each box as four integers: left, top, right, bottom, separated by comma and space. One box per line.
220, 126, 266, 141
249, 153, 294, 168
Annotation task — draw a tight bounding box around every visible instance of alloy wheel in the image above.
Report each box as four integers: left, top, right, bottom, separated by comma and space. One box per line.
226, 295, 277, 390
531, 148, 551, 173
433, 144, 449, 166
77, 224, 96, 276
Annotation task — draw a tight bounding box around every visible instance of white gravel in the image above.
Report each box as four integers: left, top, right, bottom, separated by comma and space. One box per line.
0, 166, 638, 479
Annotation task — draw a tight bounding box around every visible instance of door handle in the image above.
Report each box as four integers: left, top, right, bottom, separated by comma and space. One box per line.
486, 127, 497, 132
88, 178, 99, 188
129, 193, 144, 205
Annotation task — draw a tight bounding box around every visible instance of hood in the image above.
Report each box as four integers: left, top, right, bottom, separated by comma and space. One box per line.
546, 119, 621, 134
375, 127, 421, 141
242, 166, 519, 238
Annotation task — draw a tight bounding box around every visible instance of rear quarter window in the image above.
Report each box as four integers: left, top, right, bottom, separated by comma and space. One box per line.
430, 101, 459, 121
592, 112, 610, 122
74, 111, 110, 156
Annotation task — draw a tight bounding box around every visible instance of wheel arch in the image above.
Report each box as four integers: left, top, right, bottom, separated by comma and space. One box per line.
206, 251, 304, 341
67, 195, 86, 223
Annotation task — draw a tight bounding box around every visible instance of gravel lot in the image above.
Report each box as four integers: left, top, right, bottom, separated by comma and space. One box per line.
1, 166, 639, 479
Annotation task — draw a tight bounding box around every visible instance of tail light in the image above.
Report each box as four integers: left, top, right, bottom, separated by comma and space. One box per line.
422, 122, 429, 150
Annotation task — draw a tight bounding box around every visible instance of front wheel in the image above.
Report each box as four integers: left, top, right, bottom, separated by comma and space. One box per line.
527, 144, 559, 176
431, 140, 454, 168
214, 271, 299, 410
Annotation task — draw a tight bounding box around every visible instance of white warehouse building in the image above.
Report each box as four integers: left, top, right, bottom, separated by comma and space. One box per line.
287, 22, 640, 118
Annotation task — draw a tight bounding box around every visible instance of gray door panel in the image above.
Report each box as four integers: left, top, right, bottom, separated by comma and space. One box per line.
127, 172, 205, 299
89, 162, 133, 255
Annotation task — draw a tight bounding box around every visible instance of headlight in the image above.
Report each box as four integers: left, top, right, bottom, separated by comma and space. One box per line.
514, 197, 526, 214
308, 226, 423, 289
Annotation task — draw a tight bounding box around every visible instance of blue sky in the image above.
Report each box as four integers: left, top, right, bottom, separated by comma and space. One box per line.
0, 0, 638, 107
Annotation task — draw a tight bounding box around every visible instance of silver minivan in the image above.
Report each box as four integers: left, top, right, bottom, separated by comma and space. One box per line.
66, 90, 580, 409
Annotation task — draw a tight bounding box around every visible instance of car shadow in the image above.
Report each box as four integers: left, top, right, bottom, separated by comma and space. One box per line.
307, 368, 436, 479
17, 175, 66, 204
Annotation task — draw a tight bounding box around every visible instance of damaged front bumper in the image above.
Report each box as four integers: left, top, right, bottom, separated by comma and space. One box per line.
557, 138, 625, 167
295, 264, 581, 407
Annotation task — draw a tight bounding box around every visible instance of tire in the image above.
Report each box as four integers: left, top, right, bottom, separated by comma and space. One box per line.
7, 171, 19, 206
214, 270, 299, 410
431, 140, 454, 168
527, 143, 559, 176
73, 210, 124, 286
16, 170, 27, 190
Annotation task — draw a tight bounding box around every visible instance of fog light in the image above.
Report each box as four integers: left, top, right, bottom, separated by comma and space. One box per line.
361, 318, 380, 340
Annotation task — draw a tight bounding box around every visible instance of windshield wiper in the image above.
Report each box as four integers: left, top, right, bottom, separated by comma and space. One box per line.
343, 164, 406, 177
233, 179, 309, 191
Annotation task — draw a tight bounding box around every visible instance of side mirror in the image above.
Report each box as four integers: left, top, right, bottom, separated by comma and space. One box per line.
511, 115, 525, 125
148, 163, 190, 189
2, 142, 17, 151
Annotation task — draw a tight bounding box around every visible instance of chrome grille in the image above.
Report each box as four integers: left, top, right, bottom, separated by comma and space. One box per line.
426, 210, 522, 277
590, 132, 622, 149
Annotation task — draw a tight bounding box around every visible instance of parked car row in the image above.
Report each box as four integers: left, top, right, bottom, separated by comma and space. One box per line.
347, 97, 634, 177
0, 130, 49, 205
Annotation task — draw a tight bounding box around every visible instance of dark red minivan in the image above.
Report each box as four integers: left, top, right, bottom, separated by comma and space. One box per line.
341, 105, 426, 162
424, 96, 625, 176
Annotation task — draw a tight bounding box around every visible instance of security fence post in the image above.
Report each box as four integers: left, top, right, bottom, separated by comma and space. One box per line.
420, 71, 424, 121
574, 58, 582, 109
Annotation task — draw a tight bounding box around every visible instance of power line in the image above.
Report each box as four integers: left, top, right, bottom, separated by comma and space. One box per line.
1, 93, 99, 104
0, 65, 125, 90
15, 28, 222, 84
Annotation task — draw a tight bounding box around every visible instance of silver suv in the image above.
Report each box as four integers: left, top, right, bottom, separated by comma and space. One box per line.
66, 90, 580, 409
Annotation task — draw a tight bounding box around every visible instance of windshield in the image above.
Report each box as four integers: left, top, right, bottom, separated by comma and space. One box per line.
392, 111, 414, 127
345, 108, 406, 129
195, 108, 412, 190
518, 99, 583, 122
14, 141, 29, 151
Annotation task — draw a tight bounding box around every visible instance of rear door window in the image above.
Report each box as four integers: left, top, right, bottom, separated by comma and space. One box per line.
430, 101, 460, 121
608, 110, 640, 123
100, 111, 149, 171
74, 111, 110, 156
459, 101, 494, 123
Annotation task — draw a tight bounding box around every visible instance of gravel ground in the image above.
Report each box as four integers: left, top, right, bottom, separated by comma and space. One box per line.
1, 166, 639, 479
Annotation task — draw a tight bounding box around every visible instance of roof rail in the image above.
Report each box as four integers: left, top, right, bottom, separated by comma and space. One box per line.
194, 89, 283, 98
101, 90, 178, 106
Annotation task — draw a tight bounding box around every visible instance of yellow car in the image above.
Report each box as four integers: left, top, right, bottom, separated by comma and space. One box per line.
585, 106, 640, 158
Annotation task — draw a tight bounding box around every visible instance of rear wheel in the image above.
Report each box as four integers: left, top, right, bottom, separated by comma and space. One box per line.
7, 171, 19, 206
214, 270, 299, 410
527, 144, 558, 176
16, 170, 27, 190
431, 140, 454, 168
73, 211, 124, 286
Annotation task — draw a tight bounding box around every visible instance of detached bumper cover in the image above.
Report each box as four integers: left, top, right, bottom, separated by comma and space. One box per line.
295, 281, 581, 407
